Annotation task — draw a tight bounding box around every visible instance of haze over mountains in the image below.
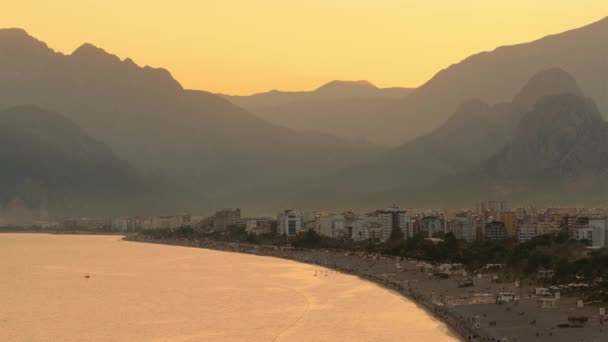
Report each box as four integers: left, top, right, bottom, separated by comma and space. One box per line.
284, 68, 601, 209
0, 28, 382, 211
329, 68, 585, 193
407, 92, 608, 208
225, 17, 608, 147
0, 106, 155, 216
220, 81, 411, 142
388, 15, 608, 147
222, 80, 412, 107
1, 16, 608, 215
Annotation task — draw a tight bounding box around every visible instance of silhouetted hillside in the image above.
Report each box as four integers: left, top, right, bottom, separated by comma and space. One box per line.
3, 18, 608, 212
0, 106, 156, 216
235, 16, 608, 147
486, 94, 608, 182
222, 80, 411, 107
384, 16, 608, 146
401, 94, 608, 207
0, 29, 383, 210
328, 69, 584, 197
220, 80, 411, 141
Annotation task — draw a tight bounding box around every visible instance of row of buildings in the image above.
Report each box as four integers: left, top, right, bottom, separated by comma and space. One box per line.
273, 203, 608, 248
278, 207, 412, 243
12, 200, 608, 248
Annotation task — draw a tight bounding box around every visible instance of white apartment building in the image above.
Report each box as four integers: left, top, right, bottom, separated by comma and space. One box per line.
278, 209, 303, 237
243, 218, 274, 236
319, 214, 346, 238
352, 216, 380, 241
589, 218, 608, 247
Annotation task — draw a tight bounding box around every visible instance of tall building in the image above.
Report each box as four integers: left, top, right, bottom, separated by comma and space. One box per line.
277, 209, 303, 237
537, 219, 561, 236
417, 216, 442, 238
518, 221, 537, 242
499, 200, 509, 213
319, 214, 346, 238
500, 212, 517, 239
453, 215, 475, 242
352, 216, 380, 241
212, 209, 241, 231
589, 218, 608, 247
485, 221, 507, 241
379, 207, 410, 241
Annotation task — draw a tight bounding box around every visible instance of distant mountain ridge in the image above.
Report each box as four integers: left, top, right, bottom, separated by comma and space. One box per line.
383, 15, 608, 146
394, 93, 608, 208
220, 80, 412, 142
486, 94, 608, 182
0, 105, 156, 216
231, 16, 608, 146
0, 28, 383, 213
326, 68, 585, 196
244, 69, 596, 211
221, 80, 412, 108
2, 18, 608, 213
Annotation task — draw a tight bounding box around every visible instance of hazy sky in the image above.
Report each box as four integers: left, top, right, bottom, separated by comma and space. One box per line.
3, 1, 607, 94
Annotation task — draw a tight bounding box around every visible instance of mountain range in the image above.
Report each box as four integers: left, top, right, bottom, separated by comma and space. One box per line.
403, 92, 608, 208
328, 68, 584, 193
0, 28, 382, 210
0, 105, 157, 216
220, 81, 411, 142
225, 17, 608, 147
278, 68, 603, 209
1, 17, 608, 215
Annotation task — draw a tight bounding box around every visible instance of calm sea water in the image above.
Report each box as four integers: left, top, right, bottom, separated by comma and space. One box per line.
0, 234, 459, 341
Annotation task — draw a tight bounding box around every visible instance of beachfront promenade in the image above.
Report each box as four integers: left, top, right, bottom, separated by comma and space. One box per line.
127, 236, 608, 342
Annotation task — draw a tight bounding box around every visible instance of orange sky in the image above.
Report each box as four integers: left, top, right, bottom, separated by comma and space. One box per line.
2, 1, 607, 95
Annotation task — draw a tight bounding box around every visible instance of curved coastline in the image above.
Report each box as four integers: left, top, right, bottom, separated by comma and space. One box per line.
125, 236, 479, 341
3, 233, 463, 342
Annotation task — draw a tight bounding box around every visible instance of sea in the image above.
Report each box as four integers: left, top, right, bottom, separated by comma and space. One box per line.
0, 234, 459, 341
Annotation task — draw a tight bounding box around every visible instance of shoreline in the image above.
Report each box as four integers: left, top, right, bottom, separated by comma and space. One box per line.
6, 231, 602, 341
0, 229, 123, 236
124, 236, 480, 341
125, 236, 608, 342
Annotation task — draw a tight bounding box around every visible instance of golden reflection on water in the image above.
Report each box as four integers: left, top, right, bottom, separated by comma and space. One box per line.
0, 234, 459, 341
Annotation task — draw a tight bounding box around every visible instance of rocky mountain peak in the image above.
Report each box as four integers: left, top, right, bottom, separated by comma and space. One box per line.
512, 68, 583, 110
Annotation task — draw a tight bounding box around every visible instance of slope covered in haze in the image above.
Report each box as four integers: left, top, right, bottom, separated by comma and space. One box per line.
329, 69, 584, 196
401, 94, 608, 208
228, 17, 608, 147
221, 81, 412, 142
381, 16, 608, 146
0, 29, 383, 210
221, 80, 411, 108
0, 106, 155, 216
485, 95, 608, 185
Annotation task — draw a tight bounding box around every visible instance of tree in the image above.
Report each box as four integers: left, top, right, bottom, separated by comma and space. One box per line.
389, 226, 404, 242
291, 229, 322, 248
385, 227, 405, 255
